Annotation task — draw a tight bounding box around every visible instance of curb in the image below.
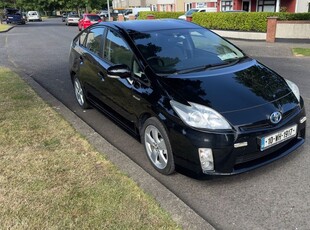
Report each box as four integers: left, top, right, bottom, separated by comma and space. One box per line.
16, 70, 216, 230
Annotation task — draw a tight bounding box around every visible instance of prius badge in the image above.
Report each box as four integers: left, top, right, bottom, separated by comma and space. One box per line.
270, 111, 282, 124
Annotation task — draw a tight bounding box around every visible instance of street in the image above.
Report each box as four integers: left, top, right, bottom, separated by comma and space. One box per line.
1, 18, 309, 229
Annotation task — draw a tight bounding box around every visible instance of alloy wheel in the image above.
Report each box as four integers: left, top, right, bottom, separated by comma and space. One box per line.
144, 125, 168, 170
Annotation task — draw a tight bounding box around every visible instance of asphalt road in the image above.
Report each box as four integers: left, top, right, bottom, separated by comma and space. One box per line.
1, 18, 309, 229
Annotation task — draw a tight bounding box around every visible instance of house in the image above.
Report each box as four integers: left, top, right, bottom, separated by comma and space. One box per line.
112, 0, 310, 13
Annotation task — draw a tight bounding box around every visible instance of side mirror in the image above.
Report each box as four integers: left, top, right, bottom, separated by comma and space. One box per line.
107, 64, 131, 79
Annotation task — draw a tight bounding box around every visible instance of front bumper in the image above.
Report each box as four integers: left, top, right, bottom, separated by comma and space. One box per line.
164, 106, 306, 177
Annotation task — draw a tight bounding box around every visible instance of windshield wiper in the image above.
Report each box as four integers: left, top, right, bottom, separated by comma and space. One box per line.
176, 57, 245, 75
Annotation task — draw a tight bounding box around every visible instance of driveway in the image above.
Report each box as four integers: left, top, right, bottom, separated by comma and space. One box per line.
1, 18, 309, 229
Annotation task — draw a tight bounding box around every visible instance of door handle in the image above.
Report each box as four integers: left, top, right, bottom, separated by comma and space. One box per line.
97, 72, 105, 81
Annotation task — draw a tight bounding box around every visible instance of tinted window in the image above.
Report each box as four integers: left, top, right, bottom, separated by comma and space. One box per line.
85, 27, 103, 56
131, 28, 244, 74
69, 14, 79, 18
104, 29, 133, 67
86, 15, 101, 21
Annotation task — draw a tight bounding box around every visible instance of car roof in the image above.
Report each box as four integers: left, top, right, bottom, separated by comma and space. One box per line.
97, 19, 200, 33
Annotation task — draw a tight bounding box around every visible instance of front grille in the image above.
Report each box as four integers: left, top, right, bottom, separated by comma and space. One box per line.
234, 137, 299, 170
239, 107, 299, 132
235, 149, 272, 164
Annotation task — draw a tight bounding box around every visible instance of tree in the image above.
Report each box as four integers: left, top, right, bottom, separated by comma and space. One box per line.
1, 0, 113, 15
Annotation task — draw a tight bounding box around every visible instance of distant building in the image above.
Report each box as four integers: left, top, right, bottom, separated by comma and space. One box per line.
217, 0, 310, 13
112, 0, 310, 12
112, 0, 217, 12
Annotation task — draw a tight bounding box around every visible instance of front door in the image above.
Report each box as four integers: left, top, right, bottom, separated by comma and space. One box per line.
242, 1, 250, 11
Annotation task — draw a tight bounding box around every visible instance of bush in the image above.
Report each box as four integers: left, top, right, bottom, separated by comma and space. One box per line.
138, 11, 184, 20
193, 12, 310, 32
138, 11, 310, 32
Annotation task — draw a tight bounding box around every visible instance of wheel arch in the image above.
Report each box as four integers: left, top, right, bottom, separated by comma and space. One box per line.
137, 111, 172, 142
70, 71, 76, 84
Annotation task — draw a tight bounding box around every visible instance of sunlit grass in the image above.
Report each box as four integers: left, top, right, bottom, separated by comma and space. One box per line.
0, 24, 11, 32
0, 67, 180, 229
292, 48, 310, 57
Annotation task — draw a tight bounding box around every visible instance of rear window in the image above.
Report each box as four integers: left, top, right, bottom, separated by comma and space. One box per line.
69, 14, 79, 18
86, 15, 101, 21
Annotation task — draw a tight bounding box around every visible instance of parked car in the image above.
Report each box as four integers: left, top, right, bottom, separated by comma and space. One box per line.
178, 8, 214, 20
124, 7, 151, 19
65, 13, 79, 26
27, 11, 42, 22
4, 8, 25, 24
99, 10, 109, 18
224, 10, 247, 12
78, 14, 102, 31
69, 20, 306, 177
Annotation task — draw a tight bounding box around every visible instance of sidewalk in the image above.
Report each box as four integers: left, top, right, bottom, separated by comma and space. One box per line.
213, 29, 310, 44
226, 39, 310, 59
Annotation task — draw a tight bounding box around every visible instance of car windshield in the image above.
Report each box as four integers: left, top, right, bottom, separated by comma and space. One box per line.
131, 28, 245, 75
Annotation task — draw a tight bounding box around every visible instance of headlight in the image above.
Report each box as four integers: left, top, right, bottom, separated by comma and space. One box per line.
285, 79, 300, 102
170, 100, 231, 130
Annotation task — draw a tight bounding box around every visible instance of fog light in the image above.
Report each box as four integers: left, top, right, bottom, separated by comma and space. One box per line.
198, 148, 214, 172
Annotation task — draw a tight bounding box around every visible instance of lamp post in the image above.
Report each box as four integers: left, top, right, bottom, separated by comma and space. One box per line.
107, 0, 110, 21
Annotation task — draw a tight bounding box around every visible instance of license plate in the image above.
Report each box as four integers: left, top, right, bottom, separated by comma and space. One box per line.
260, 124, 297, 151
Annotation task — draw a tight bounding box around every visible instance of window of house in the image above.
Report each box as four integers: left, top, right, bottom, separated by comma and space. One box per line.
221, 0, 233, 11
258, 0, 276, 12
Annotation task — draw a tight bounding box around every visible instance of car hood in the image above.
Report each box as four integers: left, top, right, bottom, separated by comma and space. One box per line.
158, 58, 299, 127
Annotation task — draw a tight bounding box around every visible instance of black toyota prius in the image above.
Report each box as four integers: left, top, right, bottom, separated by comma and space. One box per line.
69, 19, 306, 177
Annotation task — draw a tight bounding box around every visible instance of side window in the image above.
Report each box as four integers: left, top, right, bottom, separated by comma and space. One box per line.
85, 27, 104, 56
104, 29, 133, 68
79, 30, 88, 46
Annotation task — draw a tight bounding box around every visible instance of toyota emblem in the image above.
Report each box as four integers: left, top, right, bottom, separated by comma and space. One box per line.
270, 111, 282, 124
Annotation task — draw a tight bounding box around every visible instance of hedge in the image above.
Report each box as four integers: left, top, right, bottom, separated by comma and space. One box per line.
138, 11, 310, 33
138, 11, 184, 19
193, 12, 310, 32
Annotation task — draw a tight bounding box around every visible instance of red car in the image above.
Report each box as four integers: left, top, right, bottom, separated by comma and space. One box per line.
78, 14, 102, 31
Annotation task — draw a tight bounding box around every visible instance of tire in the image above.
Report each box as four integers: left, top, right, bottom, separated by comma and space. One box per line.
73, 76, 90, 109
141, 117, 175, 175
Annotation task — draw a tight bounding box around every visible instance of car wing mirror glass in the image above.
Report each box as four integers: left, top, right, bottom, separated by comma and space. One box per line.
107, 64, 131, 79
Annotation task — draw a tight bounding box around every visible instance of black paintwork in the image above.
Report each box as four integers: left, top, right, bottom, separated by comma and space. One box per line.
69, 19, 306, 177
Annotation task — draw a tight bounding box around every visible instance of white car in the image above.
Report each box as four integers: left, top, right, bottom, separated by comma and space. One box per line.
27, 11, 42, 22
178, 8, 210, 20
65, 13, 80, 26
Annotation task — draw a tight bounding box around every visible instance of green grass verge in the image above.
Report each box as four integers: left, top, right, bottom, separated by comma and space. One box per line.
292, 48, 310, 56
0, 67, 181, 229
0, 24, 11, 32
